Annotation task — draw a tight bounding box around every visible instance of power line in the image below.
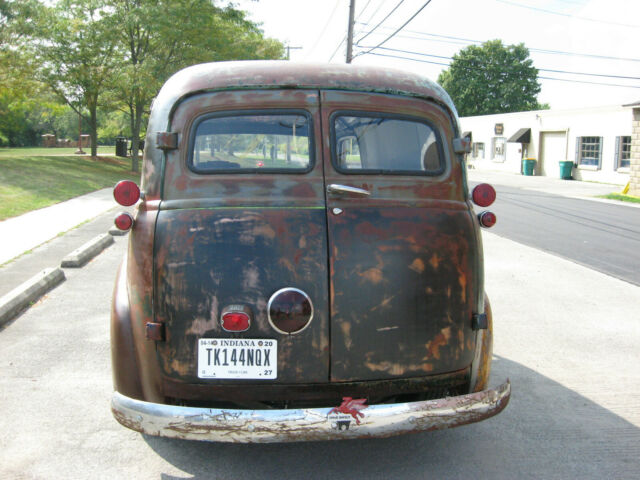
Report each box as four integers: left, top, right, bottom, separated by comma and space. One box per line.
305, 0, 342, 60
355, 21, 640, 63
355, 0, 374, 20
329, 36, 347, 62
495, 0, 640, 29
353, 0, 434, 59
356, 0, 406, 44
356, 45, 640, 80
363, 51, 640, 89
361, 0, 387, 25
539, 75, 640, 89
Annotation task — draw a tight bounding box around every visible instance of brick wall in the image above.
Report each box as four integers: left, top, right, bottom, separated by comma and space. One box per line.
630, 109, 640, 196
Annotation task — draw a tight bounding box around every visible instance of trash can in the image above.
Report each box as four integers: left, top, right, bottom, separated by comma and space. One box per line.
522, 158, 536, 176
115, 137, 128, 157
559, 161, 573, 180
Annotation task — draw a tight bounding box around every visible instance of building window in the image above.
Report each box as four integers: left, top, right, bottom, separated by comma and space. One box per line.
576, 136, 602, 168
472, 142, 485, 159
492, 137, 506, 162
616, 136, 631, 170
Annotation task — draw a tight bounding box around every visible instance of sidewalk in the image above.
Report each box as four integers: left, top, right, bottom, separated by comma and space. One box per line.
467, 168, 628, 202
0, 189, 123, 299
0, 188, 116, 266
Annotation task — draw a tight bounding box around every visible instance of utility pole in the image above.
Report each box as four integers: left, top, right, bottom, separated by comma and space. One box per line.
346, 0, 356, 63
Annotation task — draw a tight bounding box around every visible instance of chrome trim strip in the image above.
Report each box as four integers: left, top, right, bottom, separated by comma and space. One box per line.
111, 380, 510, 443
326, 184, 371, 197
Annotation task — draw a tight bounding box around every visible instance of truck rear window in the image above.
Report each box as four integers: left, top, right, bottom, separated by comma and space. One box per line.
189, 112, 312, 173
332, 113, 444, 175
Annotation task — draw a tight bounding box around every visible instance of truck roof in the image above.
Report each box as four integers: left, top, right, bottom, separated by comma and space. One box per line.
152, 61, 457, 121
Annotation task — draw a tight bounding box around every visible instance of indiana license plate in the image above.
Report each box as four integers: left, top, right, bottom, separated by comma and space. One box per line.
197, 338, 277, 379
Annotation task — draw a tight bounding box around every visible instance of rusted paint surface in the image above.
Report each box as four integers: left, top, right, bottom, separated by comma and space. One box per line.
122, 202, 164, 402
154, 208, 330, 383
143, 62, 461, 204
320, 91, 478, 381
111, 63, 504, 439
471, 293, 493, 392
163, 89, 324, 206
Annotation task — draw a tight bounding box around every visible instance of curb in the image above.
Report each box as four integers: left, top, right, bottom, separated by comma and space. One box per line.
0, 267, 66, 327
109, 227, 129, 236
61, 233, 115, 268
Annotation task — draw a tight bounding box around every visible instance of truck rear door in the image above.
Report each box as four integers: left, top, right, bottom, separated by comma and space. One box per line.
154, 90, 330, 384
320, 91, 478, 382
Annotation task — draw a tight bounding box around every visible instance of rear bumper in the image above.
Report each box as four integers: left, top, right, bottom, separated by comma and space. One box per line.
111, 380, 510, 443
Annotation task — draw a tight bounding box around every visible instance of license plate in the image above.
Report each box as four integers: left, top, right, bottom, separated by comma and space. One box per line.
197, 338, 277, 379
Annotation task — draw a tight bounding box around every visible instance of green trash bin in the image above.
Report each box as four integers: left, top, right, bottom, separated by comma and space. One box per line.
522, 158, 536, 176
559, 161, 573, 180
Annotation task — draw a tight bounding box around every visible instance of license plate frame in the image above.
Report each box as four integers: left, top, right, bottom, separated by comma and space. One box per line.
197, 338, 278, 379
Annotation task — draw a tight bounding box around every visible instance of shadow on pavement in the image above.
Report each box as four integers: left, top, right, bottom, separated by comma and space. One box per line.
144, 356, 640, 479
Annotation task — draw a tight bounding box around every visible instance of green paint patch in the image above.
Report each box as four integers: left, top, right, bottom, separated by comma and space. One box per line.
598, 193, 640, 204
0, 154, 139, 220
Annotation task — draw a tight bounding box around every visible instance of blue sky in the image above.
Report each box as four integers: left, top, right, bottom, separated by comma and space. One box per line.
235, 0, 640, 110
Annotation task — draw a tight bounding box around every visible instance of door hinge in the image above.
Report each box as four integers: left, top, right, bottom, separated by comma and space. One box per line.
146, 322, 166, 341
453, 137, 472, 154
472, 313, 488, 330
156, 131, 178, 150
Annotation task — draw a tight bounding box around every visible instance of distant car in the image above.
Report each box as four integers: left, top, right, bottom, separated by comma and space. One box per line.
109, 61, 509, 442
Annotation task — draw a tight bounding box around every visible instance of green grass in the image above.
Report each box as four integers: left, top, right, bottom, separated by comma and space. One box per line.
0, 146, 117, 157
598, 193, 640, 204
0, 153, 140, 220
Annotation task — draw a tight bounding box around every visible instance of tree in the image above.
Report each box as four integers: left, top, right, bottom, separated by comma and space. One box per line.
20, 0, 116, 156
438, 40, 543, 117
106, 0, 285, 172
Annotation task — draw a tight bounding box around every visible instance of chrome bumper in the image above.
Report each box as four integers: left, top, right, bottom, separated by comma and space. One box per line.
111, 380, 510, 443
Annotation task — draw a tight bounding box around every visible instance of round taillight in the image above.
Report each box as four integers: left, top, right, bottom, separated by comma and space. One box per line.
478, 211, 497, 228
472, 183, 496, 207
113, 180, 140, 206
268, 288, 313, 335
221, 312, 250, 332
114, 212, 134, 231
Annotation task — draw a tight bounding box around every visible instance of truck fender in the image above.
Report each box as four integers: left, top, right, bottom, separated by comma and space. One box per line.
111, 257, 144, 400
470, 292, 493, 392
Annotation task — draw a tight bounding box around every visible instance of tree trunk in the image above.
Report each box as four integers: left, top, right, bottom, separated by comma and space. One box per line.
130, 101, 145, 173
88, 100, 98, 157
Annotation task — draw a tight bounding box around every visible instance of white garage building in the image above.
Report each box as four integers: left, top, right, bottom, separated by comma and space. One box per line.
459, 104, 634, 186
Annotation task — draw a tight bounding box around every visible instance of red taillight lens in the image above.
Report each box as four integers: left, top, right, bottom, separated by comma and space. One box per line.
113, 180, 140, 206
221, 312, 250, 332
114, 212, 134, 231
268, 288, 313, 335
478, 211, 497, 228
472, 183, 496, 207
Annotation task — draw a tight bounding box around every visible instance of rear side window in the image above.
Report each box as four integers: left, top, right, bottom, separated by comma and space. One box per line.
189, 111, 313, 173
332, 113, 444, 175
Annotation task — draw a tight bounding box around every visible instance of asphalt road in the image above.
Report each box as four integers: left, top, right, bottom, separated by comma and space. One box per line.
471, 183, 640, 286
1, 230, 639, 479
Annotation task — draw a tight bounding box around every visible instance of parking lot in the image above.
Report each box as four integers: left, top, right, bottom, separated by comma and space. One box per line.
1, 227, 638, 479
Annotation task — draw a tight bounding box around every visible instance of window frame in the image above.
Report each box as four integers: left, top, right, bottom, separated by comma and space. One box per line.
187, 109, 315, 175
576, 136, 602, 169
329, 110, 446, 176
616, 135, 631, 170
472, 142, 485, 159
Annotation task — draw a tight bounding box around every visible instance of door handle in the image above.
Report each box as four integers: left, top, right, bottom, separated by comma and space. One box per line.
327, 184, 371, 197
